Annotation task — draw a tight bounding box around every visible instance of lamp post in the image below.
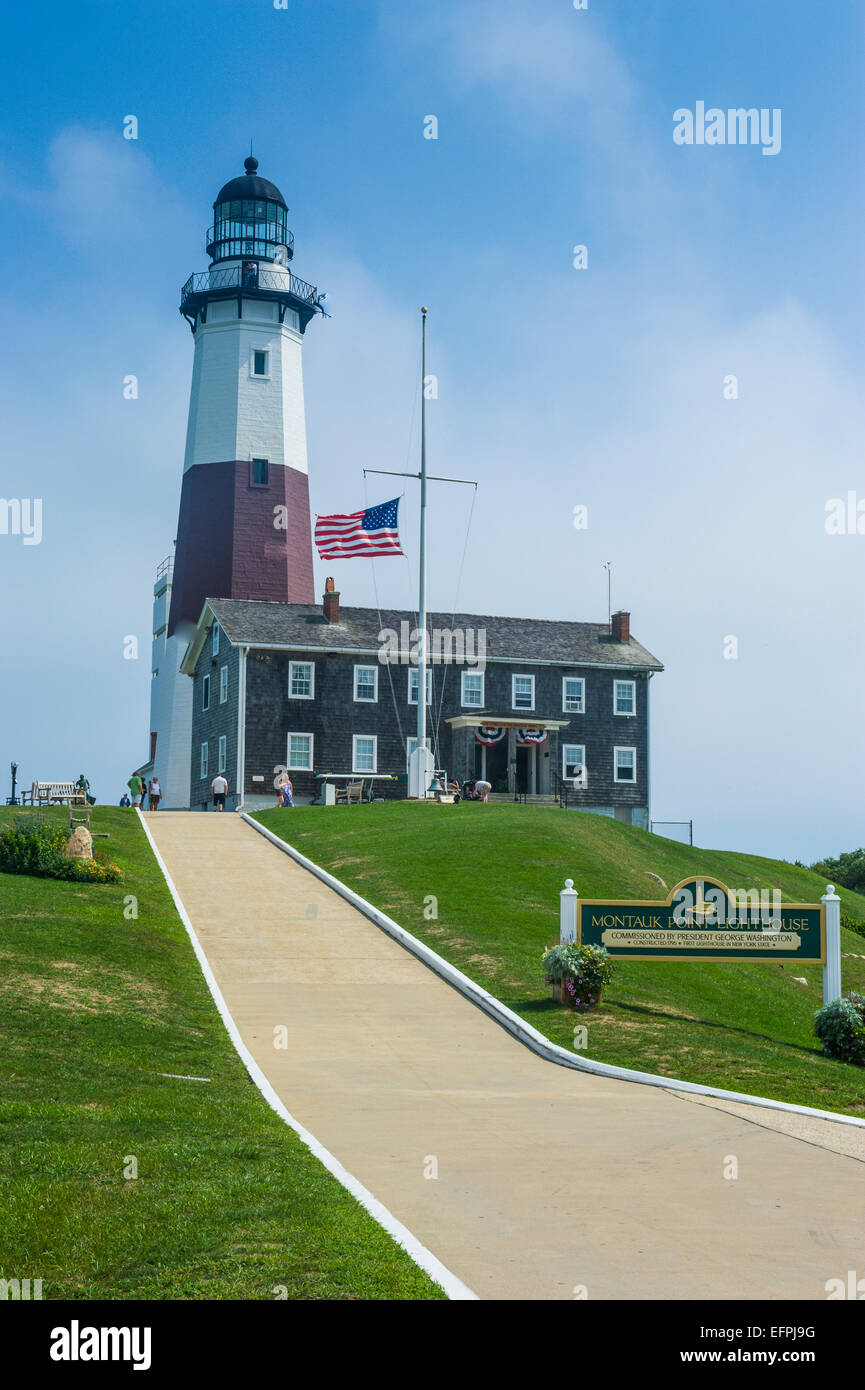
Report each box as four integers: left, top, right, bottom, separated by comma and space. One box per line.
8, 761, 19, 806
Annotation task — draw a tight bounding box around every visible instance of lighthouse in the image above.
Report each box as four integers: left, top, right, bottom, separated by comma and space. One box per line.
147, 157, 323, 808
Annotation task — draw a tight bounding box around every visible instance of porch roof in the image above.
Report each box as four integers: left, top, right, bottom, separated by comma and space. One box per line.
445, 715, 571, 730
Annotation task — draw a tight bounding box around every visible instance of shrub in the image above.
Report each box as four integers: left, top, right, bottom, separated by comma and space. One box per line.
0, 817, 68, 877
813, 992, 865, 1067
841, 915, 865, 940
810, 848, 865, 896
0, 817, 120, 884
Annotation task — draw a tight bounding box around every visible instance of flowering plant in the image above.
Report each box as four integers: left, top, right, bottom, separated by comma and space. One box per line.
0, 816, 120, 884
542, 942, 615, 1009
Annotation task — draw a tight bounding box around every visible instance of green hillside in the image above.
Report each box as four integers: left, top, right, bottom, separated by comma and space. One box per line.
255, 802, 865, 1118
0, 807, 443, 1299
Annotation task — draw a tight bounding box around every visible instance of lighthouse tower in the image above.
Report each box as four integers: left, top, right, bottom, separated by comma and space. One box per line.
148, 157, 322, 808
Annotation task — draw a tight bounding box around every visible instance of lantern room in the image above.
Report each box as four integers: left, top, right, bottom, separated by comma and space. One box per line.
206, 156, 294, 265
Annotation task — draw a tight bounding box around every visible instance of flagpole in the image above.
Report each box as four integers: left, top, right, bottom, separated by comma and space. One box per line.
417, 307, 428, 772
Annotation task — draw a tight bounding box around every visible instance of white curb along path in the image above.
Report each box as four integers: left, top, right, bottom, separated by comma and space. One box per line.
137, 809, 477, 1301
143, 811, 864, 1301
244, 812, 865, 1134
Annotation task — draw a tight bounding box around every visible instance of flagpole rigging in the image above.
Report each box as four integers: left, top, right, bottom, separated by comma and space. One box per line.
363, 305, 477, 796
418, 307, 428, 760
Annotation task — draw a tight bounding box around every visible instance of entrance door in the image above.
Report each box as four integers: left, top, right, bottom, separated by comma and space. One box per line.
515, 745, 538, 795
480, 739, 507, 790
516, 746, 534, 795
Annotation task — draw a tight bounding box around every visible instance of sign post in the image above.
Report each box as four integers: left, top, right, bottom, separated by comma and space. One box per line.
560, 878, 578, 944
822, 884, 841, 1005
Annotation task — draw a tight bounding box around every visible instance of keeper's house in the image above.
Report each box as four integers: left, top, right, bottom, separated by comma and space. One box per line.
180, 583, 663, 819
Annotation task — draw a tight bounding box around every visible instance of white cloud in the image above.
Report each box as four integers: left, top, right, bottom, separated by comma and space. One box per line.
43, 126, 192, 254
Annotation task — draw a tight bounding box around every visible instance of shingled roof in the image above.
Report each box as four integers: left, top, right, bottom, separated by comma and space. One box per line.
189, 598, 663, 671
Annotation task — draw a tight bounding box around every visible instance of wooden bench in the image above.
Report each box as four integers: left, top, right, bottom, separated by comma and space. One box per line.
335, 779, 364, 805
21, 781, 87, 809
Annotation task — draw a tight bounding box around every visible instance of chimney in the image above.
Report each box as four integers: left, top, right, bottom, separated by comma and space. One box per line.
611, 610, 630, 644
322, 576, 340, 624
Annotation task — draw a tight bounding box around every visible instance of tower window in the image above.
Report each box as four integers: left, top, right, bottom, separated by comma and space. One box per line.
251, 458, 269, 487
252, 349, 269, 377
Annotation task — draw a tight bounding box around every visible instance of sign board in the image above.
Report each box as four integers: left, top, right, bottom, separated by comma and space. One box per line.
577, 876, 825, 963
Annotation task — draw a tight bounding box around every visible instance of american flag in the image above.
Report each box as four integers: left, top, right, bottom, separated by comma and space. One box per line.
314, 498, 404, 559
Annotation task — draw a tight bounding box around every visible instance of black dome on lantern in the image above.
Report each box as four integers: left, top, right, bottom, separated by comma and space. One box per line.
214, 156, 286, 209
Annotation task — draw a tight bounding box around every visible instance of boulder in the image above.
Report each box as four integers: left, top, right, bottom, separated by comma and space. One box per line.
65, 826, 94, 861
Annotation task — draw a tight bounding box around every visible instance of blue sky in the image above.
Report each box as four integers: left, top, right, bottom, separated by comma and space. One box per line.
0, 0, 862, 860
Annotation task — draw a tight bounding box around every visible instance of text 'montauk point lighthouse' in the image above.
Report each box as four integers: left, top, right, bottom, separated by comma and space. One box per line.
147, 157, 323, 807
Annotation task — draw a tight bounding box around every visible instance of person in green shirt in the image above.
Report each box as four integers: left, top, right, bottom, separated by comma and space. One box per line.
127, 774, 144, 808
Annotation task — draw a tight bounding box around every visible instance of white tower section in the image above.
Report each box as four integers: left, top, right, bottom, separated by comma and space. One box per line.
148, 560, 193, 809
183, 267, 309, 476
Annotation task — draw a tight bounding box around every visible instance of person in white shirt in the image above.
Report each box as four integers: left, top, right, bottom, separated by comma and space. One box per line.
148, 777, 162, 811
211, 774, 229, 811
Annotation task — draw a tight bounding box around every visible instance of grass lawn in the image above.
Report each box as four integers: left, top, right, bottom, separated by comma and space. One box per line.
0, 806, 444, 1300
254, 802, 865, 1118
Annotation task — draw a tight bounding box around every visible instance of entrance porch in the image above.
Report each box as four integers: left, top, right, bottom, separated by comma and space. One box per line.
446, 715, 571, 796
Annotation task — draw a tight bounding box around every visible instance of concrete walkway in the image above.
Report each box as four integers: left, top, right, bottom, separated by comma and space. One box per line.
146, 812, 864, 1301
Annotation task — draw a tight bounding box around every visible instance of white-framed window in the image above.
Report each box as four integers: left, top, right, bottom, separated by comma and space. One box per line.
512, 674, 535, 711
250, 347, 270, 378
354, 665, 378, 702
408, 667, 432, 705
289, 661, 314, 699
562, 676, 585, 714
614, 746, 637, 782
219, 665, 228, 703
218, 735, 227, 773
614, 680, 636, 716
352, 735, 377, 774
287, 732, 314, 771
200, 742, 209, 778
406, 736, 431, 771
202, 674, 210, 711
212, 622, 220, 656
461, 671, 484, 707
562, 744, 585, 780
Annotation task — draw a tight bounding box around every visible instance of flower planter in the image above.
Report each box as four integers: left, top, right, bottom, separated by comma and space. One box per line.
553, 975, 602, 1011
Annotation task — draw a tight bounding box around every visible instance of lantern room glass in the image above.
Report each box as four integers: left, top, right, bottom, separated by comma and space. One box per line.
208, 197, 289, 263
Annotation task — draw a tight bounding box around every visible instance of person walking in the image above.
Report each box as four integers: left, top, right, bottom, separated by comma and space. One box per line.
148, 776, 162, 811
127, 773, 143, 808
211, 772, 229, 811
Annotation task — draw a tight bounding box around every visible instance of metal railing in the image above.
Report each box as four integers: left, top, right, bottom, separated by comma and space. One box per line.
650, 819, 694, 846
180, 265, 319, 312
552, 772, 571, 809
